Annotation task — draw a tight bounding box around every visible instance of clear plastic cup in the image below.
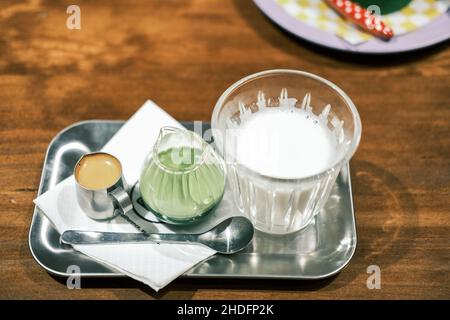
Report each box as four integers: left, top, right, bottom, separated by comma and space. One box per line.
211, 70, 361, 234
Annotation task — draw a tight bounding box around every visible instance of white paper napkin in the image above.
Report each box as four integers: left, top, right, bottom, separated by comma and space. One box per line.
34, 100, 217, 291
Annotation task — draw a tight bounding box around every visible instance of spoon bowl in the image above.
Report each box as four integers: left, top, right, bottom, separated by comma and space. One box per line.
198, 216, 255, 254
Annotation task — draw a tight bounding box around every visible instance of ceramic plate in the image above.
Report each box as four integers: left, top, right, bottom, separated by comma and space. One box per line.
254, 0, 450, 54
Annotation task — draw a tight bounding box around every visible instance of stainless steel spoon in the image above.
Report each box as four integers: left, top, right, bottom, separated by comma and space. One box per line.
61, 216, 254, 254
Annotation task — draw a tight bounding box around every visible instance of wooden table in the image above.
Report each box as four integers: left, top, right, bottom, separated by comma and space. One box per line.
0, 0, 448, 300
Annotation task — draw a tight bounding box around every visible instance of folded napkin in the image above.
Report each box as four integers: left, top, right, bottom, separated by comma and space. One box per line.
277, 0, 450, 45
34, 101, 217, 291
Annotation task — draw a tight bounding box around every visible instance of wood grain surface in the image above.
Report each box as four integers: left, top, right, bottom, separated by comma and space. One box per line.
0, 0, 449, 299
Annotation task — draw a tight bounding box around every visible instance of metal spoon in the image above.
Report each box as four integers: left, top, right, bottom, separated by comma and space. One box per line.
60, 216, 254, 254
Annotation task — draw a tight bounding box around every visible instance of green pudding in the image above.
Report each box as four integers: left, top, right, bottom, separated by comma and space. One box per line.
139, 146, 226, 224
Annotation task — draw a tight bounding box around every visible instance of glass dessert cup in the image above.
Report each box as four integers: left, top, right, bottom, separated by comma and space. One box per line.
212, 69, 362, 235
139, 127, 226, 225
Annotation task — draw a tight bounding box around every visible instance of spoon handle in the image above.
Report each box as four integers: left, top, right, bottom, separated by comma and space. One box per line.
61, 230, 198, 246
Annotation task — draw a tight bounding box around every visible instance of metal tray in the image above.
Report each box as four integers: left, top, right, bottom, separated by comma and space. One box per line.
29, 120, 357, 279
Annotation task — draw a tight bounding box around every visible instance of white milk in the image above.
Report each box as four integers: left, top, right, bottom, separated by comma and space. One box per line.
222, 90, 350, 234
234, 108, 338, 179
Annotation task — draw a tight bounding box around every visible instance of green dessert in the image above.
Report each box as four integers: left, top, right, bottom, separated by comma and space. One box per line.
140, 146, 225, 224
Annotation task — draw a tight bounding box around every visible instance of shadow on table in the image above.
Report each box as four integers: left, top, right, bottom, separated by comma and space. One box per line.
346, 160, 419, 284
232, 0, 450, 66
48, 273, 339, 299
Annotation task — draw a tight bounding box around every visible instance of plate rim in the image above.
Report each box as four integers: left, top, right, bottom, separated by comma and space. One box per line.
253, 0, 450, 54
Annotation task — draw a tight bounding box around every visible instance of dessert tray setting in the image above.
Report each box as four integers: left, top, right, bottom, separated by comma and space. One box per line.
29, 70, 361, 291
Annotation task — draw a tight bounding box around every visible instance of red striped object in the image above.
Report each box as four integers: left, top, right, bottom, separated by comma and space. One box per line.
326, 0, 394, 39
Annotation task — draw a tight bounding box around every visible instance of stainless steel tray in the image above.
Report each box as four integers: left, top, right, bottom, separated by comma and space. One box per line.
29, 120, 357, 279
